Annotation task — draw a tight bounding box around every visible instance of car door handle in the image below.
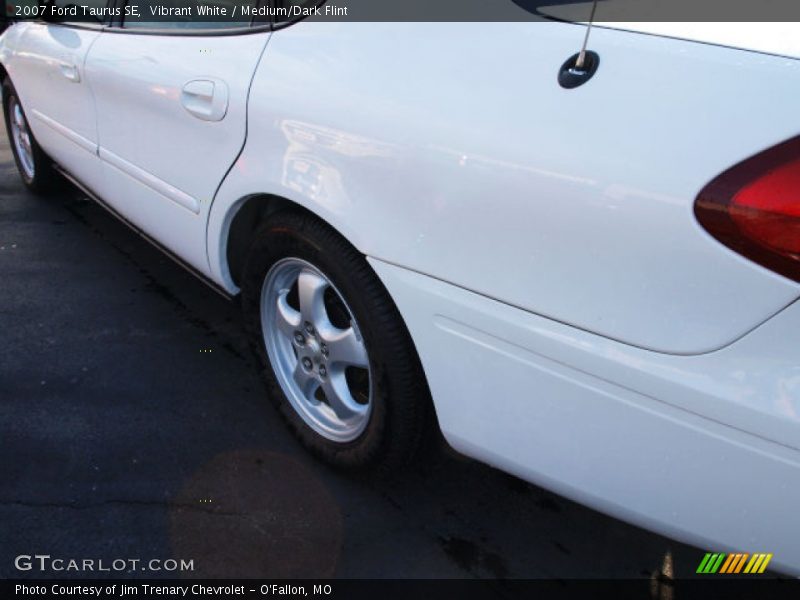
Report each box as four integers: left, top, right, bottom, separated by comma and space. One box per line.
180, 79, 228, 122
59, 62, 80, 83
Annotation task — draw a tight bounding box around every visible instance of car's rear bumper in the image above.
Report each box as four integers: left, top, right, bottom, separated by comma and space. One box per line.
370, 258, 800, 575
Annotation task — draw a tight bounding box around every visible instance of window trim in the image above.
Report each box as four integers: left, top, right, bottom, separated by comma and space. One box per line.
97, 0, 326, 36
108, 0, 264, 36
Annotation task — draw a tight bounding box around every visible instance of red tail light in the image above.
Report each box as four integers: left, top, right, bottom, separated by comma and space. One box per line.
695, 136, 800, 283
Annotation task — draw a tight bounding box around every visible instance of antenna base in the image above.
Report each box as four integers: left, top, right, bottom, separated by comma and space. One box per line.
558, 51, 600, 89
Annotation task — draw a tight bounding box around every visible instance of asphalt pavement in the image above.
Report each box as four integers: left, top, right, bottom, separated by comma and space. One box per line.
0, 135, 703, 581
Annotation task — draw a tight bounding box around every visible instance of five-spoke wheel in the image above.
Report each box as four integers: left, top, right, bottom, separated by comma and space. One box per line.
262, 258, 372, 442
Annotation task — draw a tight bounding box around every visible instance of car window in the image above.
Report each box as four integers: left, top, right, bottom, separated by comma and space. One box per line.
123, 0, 258, 30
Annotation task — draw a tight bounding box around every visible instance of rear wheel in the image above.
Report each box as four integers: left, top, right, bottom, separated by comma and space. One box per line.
241, 211, 431, 470
3, 79, 60, 194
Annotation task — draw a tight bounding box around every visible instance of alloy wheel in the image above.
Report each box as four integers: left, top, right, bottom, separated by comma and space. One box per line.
260, 257, 373, 442
9, 96, 35, 180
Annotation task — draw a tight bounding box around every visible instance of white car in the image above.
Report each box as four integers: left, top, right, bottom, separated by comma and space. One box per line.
2, 5, 799, 574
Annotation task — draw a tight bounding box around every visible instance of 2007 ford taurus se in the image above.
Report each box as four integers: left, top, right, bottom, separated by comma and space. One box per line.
2, 6, 799, 574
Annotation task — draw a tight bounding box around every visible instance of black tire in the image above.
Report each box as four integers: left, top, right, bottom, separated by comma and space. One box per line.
241, 210, 432, 471
3, 78, 60, 194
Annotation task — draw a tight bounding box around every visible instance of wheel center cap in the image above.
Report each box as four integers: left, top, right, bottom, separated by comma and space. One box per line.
307, 337, 321, 358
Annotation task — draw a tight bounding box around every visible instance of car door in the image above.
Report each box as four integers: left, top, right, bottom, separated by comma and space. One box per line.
6, 1, 109, 191
84, 1, 270, 276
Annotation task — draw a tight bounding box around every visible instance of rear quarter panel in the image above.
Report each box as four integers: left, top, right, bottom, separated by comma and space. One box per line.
209, 21, 800, 354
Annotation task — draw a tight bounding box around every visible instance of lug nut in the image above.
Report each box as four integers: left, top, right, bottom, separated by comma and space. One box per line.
305, 322, 315, 335
302, 357, 313, 370
321, 344, 329, 357
318, 366, 327, 378
294, 332, 305, 345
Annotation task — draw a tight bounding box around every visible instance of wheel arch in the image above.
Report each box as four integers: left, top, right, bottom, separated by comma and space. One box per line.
220, 192, 365, 292
215, 190, 442, 446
